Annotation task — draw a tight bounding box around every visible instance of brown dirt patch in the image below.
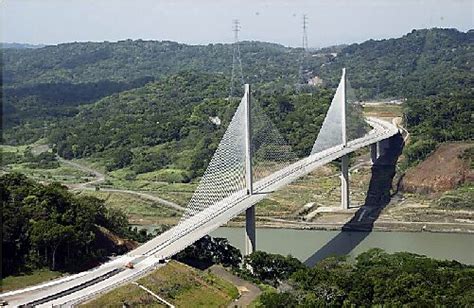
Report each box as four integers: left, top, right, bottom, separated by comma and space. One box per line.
400, 143, 473, 194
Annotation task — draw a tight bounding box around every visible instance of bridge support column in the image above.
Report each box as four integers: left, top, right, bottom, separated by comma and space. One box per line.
340, 155, 350, 210
370, 143, 378, 165
377, 139, 389, 158
245, 205, 256, 255
244, 83, 256, 256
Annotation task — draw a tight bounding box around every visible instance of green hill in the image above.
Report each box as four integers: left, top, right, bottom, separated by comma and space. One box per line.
47, 71, 334, 180
2, 28, 472, 171
318, 28, 473, 99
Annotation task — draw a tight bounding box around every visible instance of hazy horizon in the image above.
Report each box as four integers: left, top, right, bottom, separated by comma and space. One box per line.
1, 26, 472, 50
2, 0, 473, 48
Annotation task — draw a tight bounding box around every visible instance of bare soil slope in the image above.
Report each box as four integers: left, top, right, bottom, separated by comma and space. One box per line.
401, 143, 473, 194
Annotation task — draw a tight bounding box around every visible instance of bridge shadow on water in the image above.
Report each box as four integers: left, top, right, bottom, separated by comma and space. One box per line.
304, 133, 404, 267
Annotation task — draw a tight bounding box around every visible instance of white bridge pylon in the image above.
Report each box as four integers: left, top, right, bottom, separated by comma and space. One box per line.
130, 67, 397, 260
1, 70, 401, 307
170, 68, 369, 254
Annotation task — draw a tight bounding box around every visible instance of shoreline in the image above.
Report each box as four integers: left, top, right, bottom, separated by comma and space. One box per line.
132, 219, 474, 235
227, 220, 474, 234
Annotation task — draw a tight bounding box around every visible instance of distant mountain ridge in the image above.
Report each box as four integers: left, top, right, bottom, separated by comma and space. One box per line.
2, 28, 471, 97
1, 42, 46, 49
2, 28, 472, 147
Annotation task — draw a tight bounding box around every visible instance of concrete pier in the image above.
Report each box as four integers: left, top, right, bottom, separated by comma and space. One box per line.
377, 139, 390, 158
245, 205, 256, 255
341, 155, 350, 210
244, 84, 256, 255
370, 143, 378, 164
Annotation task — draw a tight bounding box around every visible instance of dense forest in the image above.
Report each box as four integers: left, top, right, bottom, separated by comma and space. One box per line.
240, 249, 474, 307
403, 91, 473, 166
43, 73, 334, 181
2, 28, 472, 149
1, 173, 150, 276
319, 28, 473, 98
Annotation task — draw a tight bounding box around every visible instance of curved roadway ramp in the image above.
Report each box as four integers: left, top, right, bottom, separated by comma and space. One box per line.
1, 117, 399, 307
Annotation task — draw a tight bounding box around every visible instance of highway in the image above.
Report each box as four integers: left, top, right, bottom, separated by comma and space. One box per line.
1, 117, 399, 307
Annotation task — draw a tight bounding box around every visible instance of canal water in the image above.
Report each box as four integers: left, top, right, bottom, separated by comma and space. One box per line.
210, 228, 474, 265
135, 225, 474, 265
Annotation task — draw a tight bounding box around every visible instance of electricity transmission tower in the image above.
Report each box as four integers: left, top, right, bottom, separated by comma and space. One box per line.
297, 14, 309, 91
229, 19, 244, 99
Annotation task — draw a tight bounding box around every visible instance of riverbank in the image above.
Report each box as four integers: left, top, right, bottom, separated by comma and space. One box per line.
210, 227, 474, 265
225, 218, 474, 234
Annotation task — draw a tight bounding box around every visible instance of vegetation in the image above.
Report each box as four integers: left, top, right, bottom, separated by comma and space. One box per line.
435, 184, 474, 209
3, 28, 471, 152
403, 92, 473, 167
82, 260, 239, 308
1, 269, 62, 292
77, 190, 180, 225
174, 235, 242, 269
319, 28, 473, 99
238, 251, 304, 286
1, 173, 150, 276
247, 249, 474, 307
1, 144, 59, 169
42, 72, 334, 182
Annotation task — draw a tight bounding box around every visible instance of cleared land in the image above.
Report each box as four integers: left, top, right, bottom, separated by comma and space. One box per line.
401, 143, 473, 194
1, 143, 91, 184
78, 190, 180, 225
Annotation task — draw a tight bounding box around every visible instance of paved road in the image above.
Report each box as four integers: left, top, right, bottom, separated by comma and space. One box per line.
1, 117, 399, 307
84, 187, 186, 212
57, 157, 105, 189
59, 157, 185, 211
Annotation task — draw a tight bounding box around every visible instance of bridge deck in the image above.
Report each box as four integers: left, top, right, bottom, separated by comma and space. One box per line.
2, 117, 399, 307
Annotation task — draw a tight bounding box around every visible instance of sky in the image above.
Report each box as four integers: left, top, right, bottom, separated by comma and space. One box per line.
1, 0, 473, 48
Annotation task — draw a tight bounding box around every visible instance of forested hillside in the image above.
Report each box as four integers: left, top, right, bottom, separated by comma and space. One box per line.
320, 28, 473, 99
1, 173, 149, 276
2, 28, 471, 144
48, 71, 334, 180
1, 28, 472, 174
242, 249, 474, 307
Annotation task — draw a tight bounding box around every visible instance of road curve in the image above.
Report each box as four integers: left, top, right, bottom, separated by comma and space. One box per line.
83, 187, 186, 212
58, 157, 185, 211
57, 157, 105, 189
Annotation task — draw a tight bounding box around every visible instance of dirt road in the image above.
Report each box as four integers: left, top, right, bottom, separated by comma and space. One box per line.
210, 265, 261, 307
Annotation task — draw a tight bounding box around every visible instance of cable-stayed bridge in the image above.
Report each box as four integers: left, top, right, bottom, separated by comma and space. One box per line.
3, 69, 400, 307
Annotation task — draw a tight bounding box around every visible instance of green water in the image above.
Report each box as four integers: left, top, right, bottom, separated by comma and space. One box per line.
135, 225, 474, 265
210, 228, 474, 265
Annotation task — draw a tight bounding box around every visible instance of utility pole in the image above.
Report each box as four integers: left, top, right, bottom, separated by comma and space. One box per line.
244, 84, 255, 255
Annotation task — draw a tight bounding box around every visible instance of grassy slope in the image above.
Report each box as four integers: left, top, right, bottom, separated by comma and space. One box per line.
1, 269, 63, 292
1, 143, 90, 184
82, 261, 239, 307
78, 190, 180, 225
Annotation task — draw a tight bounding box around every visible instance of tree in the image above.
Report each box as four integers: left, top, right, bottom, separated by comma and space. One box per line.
30, 220, 74, 270
242, 251, 304, 286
